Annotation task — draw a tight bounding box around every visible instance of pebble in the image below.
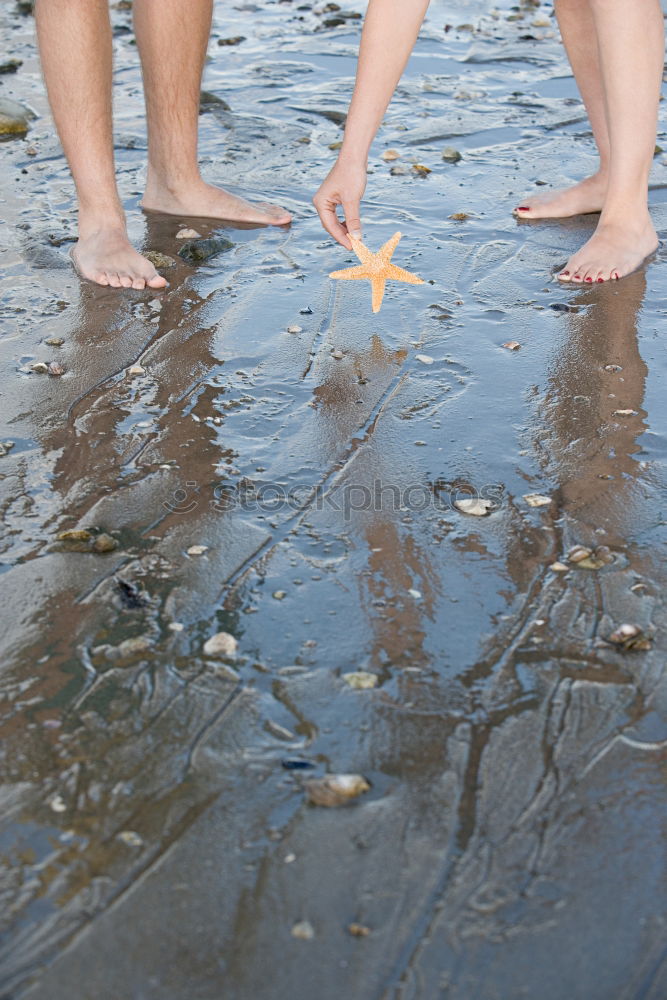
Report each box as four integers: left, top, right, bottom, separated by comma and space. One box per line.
92, 533, 119, 554
266, 720, 297, 741
0, 441, 15, 457
48, 795, 67, 813
454, 497, 495, 516
381, 149, 400, 161
523, 493, 551, 507
203, 631, 238, 658
304, 774, 371, 807
117, 830, 143, 847
0, 97, 35, 137
45, 337, 64, 347
287, 324, 303, 334
47, 361, 65, 376
291, 920, 315, 941
176, 228, 201, 239
415, 354, 434, 365
168, 622, 185, 632
272, 590, 287, 600
502, 340, 521, 351
331, 349, 344, 359
442, 146, 462, 163
187, 544, 209, 556
343, 671, 378, 690
348, 923, 371, 937
128, 364, 146, 376
178, 237, 233, 264
549, 561, 569, 572
281, 758, 316, 770
29, 362, 49, 374
144, 251, 175, 269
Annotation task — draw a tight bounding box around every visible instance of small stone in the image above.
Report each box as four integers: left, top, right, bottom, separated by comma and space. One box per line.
304, 774, 371, 807
287, 324, 303, 334
442, 146, 462, 163
92, 533, 119, 554
272, 590, 287, 600
0, 59, 22, 75
342, 671, 378, 690
266, 720, 297, 741
203, 631, 238, 658
408, 588, 422, 599
454, 497, 495, 516
57, 528, 93, 542
613, 409, 638, 417
144, 251, 176, 269
45, 337, 64, 347
117, 636, 154, 659
381, 149, 400, 161
449, 212, 470, 221
0, 97, 35, 137
187, 544, 209, 556
348, 923, 371, 937
176, 228, 201, 240
117, 830, 143, 847
549, 561, 569, 572
415, 354, 434, 365
607, 623, 652, 652
47, 361, 65, 376
218, 35, 246, 45
331, 349, 344, 359
168, 622, 185, 632
29, 362, 49, 374
502, 340, 521, 351
0, 441, 15, 457
284, 853, 296, 863
328, 140, 343, 150
48, 795, 67, 813
412, 163, 432, 176
390, 165, 407, 176
178, 237, 234, 264
523, 493, 551, 507
291, 920, 315, 941
128, 364, 146, 376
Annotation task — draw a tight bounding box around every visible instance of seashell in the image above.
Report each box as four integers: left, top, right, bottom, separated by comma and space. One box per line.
342, 671, 378, 690
523, 493, 551, 507
92, 532, 118, 554
291, 920, 315, 940
454, 497, 495, 516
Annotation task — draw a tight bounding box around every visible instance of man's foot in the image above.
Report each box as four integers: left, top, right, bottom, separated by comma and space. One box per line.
71, 228, 168, 289
141, 179, 292, 226
514, 173, 607, 220
557, 215, 658, 283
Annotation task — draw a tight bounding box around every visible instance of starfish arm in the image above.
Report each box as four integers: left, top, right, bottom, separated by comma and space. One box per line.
371, 277, 387, 313
385, 262, 425, 285
379, 231, 403, 263
349, 236, 375, 265
329, 265, 372, 280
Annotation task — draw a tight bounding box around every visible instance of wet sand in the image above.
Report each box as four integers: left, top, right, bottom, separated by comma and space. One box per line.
1, 1, 667, 998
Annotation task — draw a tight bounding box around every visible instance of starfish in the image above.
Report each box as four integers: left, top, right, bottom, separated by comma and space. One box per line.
329, 231, 424, 313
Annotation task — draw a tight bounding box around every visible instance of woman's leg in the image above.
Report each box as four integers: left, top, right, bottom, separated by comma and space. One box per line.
515, 0, 610, 219
35, 0, 166, 289
134, 0, 291, 226
559, 0, 663, 282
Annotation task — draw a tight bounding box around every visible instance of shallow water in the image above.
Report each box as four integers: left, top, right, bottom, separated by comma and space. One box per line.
1, 1, 667, 998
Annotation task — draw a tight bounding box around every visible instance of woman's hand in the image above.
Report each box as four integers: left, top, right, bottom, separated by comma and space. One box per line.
312, 158, 367, 249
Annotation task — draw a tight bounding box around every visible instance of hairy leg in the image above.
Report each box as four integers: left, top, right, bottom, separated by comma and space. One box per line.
559, 0, 662, 282
135, 0, 291, 226
515, 0, 610, 219
34, 0, 166, 289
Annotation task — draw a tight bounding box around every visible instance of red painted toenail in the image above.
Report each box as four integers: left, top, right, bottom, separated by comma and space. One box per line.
562, 270, 570, 276
585, 277, 592, 282
517, 206, 530, 211
597, 278, 604, 283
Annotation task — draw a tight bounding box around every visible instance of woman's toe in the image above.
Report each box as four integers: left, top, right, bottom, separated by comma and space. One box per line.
119, 273, 133, 289
132, 277, 147, 290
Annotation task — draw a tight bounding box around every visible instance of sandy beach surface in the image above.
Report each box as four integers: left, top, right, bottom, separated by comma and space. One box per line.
1, 1, 667, 998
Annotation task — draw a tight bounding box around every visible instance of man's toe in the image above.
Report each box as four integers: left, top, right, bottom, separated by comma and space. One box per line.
132, 277, 147, 290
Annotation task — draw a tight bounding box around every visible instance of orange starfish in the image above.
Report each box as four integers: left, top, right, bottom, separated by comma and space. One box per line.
329, 231, 424, 313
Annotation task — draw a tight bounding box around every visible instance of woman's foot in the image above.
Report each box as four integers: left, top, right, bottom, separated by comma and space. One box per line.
514, 172, 608, 220
71, 225, 168, 289
141, 179, 292, 226
557, 213, 658, 283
